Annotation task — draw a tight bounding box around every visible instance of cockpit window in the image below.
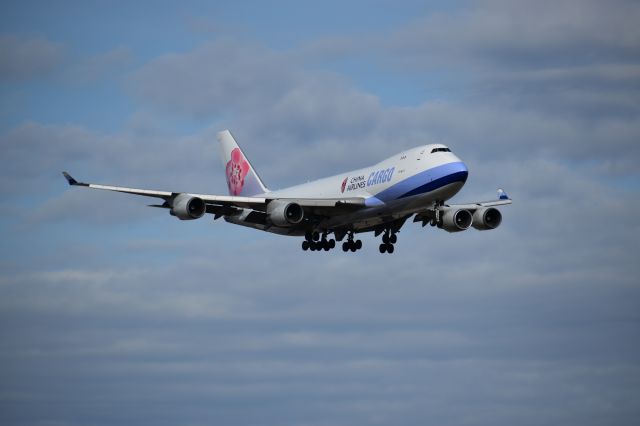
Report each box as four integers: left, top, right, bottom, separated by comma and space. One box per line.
430, 147, 451, 153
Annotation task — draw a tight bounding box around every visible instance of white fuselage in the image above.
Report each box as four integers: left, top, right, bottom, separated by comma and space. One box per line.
226, 144, 469, 234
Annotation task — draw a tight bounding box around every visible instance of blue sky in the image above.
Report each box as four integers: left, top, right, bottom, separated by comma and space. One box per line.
1, 1, 640, 425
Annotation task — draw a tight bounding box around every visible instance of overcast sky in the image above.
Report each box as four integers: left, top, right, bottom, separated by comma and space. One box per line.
1, 1, 639, 425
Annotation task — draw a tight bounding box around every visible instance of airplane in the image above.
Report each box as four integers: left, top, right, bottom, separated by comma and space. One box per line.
62, 129, 511, 254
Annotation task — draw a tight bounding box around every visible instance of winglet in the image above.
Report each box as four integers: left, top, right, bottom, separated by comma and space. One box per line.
62, 171, 88, 187
497, 188, 510, 200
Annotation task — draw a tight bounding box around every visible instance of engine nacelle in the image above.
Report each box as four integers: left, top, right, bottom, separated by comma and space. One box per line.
472, 207, 502, 230
170, 193, 206, 220
267, 200, 304, 227
439, 207, 472, 232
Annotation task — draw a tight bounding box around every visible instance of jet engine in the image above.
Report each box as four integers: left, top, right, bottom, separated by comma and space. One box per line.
472, 207, 502, 230
267, 200, 304, 226
170, 193, 206, 220
439, 207, 472, 232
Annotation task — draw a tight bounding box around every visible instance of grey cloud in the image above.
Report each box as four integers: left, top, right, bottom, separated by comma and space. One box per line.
68, 46, 133, 83
125, 23, 639, 192
124, 40, 384, 185
379, 0, 640, 120
236, 97, 639, 190
0, 121, 94, 193
24, 190, 153, 227
293, 36, 361, 63
0, 119, 226, 230
0, 119, 222, 195
2, 169, 639, 425
387, 0, 640, 68
130, 39, 298, 119
2, 3, 640, 424
0, 35, 65, 81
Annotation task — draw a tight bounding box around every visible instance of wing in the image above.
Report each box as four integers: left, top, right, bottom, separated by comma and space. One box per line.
62, 172, 366, 213
413, 188, 512, 228
444, 188, 512, 210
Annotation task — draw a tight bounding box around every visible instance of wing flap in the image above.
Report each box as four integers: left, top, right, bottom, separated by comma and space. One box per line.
278, 197, 366, 208
196, 194, 267, 208
87, 183, 172, 198
198, 196, 366, 209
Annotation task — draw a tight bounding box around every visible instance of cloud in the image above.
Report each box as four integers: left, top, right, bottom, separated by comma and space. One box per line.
125, 18, 640, 188
24, 189, 152, 227
0, 34, 65, 81
0, 119, 225, 230
386, 0, 640, 69
2, 2, 640, 425
130, 39, 297, 119
0, 118, 222, 195
0, 121, 94, 193
2, 187, 639, 425
69, 46, 133, 83
379, 0, 640, 120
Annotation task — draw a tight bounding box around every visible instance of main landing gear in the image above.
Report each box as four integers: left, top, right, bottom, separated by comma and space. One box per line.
379, 229, 397, 254
301, 230, 363, 252
341, 232, 362, 252
302, 231, 336, 252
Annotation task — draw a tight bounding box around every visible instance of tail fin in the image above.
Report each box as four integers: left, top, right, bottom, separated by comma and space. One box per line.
217, 130, 269, 196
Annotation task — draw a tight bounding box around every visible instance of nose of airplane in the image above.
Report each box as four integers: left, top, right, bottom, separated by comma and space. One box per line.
452, 160, 469, 183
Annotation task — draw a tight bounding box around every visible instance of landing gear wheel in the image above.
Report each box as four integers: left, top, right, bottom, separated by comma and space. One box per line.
382, 234, 389, 244
329, 239, 336, 249
350, 244, 357, 252
342, 242, 349, 252
387, 244, 395, 254
323, 241, 330, 251
312, 231, 320, 241
355, 240, 362, 250
379, 243, 387, 253
390, 234, 397, 244
302, 241, 309, 251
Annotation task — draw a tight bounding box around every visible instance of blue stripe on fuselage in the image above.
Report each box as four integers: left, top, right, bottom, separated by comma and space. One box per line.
374, 161, 468, 202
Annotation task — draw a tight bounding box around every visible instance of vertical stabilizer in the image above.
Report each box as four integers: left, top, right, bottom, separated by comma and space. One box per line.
217, 130, 269, 196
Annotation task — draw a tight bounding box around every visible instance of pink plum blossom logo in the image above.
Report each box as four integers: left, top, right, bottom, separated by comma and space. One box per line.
341, 177, 348, 193
226, 148, 250, 195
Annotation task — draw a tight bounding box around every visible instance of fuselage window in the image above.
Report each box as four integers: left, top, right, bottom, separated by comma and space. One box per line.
430, 147, 451, 153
